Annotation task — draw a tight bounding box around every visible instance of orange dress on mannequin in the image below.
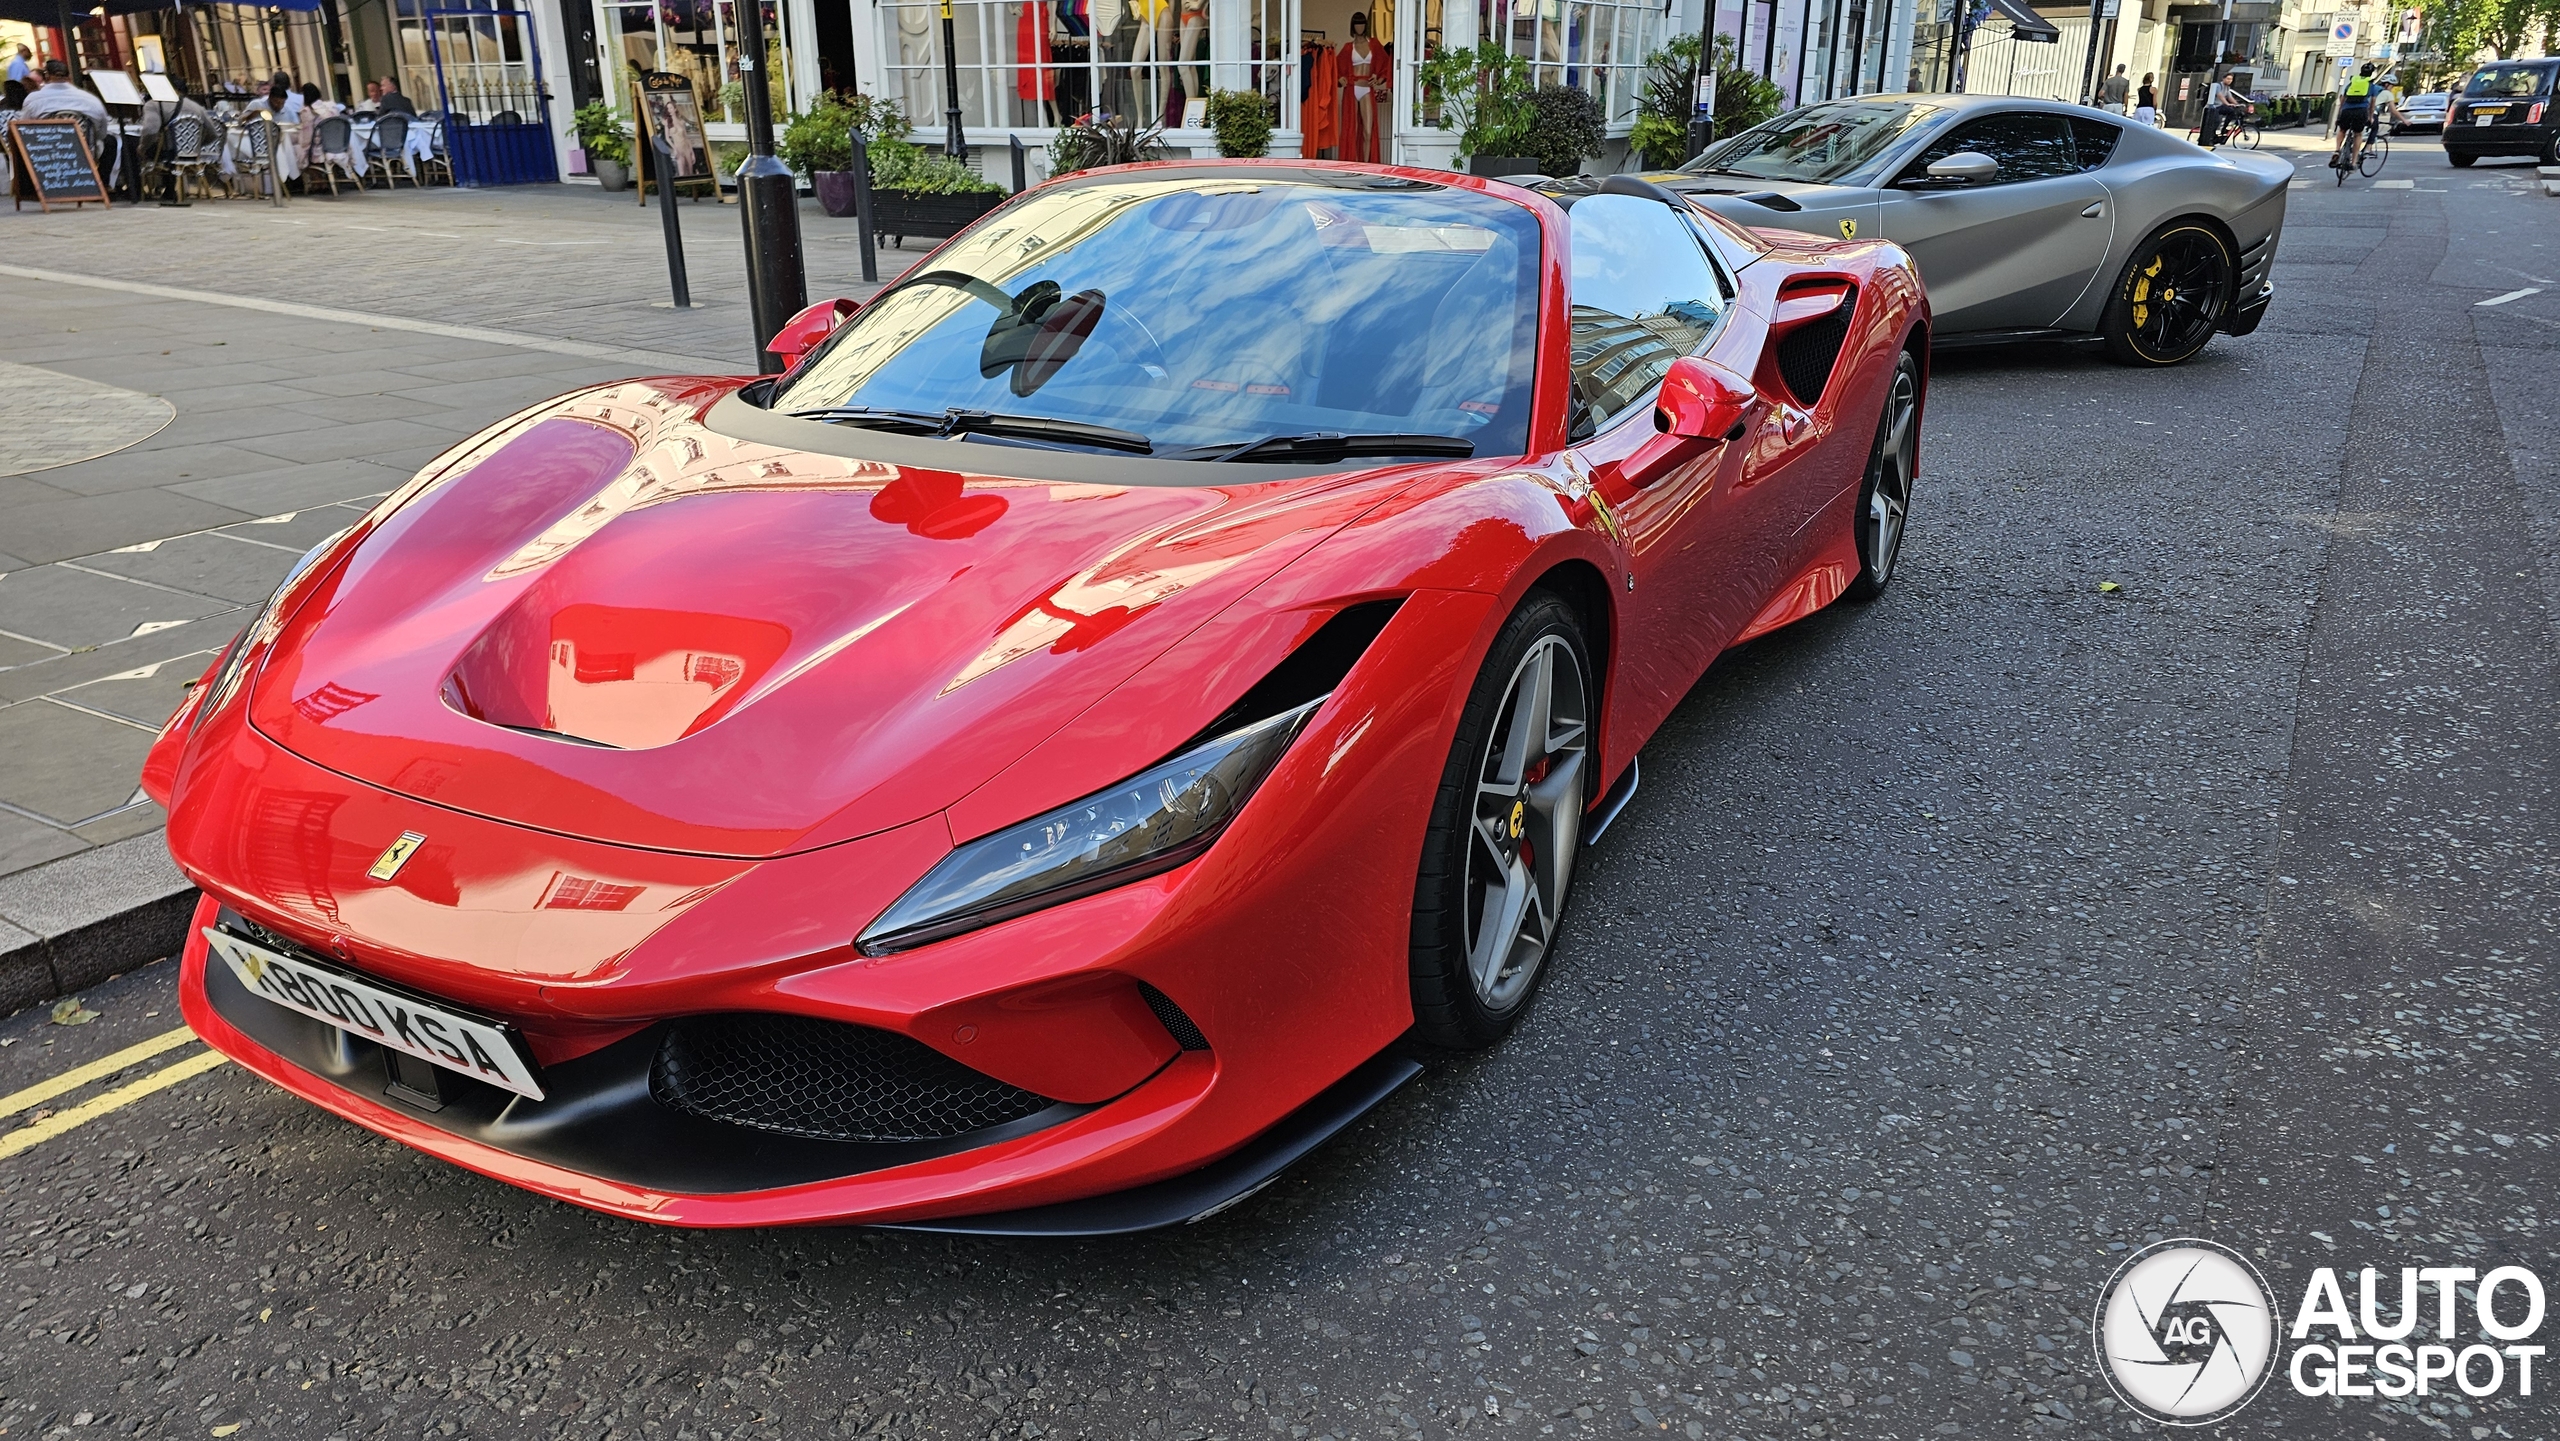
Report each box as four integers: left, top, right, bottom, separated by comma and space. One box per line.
1335, 36, 1386, 163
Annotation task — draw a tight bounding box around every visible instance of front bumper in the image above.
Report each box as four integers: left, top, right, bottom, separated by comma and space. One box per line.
165, 587, 1501, 1227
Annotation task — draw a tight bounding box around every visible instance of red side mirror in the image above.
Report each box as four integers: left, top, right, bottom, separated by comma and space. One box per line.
1622, 356, 1755, 489
769, 297, 859, 366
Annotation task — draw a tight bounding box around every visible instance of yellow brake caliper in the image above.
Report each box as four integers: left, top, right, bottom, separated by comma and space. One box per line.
2130, 256, 2160, 329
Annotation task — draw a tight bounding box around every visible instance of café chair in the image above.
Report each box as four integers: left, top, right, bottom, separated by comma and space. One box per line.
165, 113, 220, 200
309, 114, 364, 195
371, 112, 418, 186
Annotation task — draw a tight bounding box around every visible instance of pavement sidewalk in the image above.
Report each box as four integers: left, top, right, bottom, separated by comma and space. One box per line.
1, 189, 912, 1013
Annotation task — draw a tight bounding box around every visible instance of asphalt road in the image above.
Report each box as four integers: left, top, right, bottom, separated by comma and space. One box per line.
3, 141, 2555, 1441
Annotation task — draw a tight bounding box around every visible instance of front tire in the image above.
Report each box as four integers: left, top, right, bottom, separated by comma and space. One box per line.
2101, 221, 2237, 367
2449, 152, 2477, 167
1844, 349, 1921, 602
1409, 594, 1592, 1051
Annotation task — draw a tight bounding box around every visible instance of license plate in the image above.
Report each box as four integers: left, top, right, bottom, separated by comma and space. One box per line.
206, 928, 546, 1100
2476, 115, 2497, 125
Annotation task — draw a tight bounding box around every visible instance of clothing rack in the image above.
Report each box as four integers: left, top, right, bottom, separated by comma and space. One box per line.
1301, 28, 1327, 41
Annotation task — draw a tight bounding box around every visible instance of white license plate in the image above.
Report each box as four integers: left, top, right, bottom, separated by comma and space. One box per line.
206, 928, 546, 1100
2476, 115, 2497, 126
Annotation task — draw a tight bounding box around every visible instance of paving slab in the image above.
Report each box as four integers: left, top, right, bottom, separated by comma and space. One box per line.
77, 531, 304, 603
0, 564, 231, 650
0, 697, 160, 825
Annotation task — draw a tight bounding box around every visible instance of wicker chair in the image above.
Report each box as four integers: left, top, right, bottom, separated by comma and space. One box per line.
415, 116, 453, 185
165, 113, 220, 200
230, 112, 284, 204
308, 114, 364, 194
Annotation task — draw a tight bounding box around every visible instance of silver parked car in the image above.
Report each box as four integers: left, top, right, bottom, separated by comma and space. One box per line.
1627, 94, 2292, 366
2396, 91, 2451, 134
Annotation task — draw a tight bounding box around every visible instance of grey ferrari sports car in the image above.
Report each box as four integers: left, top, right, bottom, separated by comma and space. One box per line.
1602, 93, 2292, 366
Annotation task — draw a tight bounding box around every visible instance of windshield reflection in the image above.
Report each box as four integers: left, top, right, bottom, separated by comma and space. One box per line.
1684, 101, 1943, 184
770, 174, 1543, 460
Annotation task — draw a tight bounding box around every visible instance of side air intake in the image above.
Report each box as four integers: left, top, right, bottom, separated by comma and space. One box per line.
1773, 283, 1858, 409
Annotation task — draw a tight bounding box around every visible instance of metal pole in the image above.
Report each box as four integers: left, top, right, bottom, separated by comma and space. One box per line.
1687, 0, 1720, 157
1761, 0, 1777, 85
1009, 132, 1026, 190
54, 0, 79, 77
1844, 0, 1866, 95
1871, 0, 1893, 91
2076, 0, 2103, 103
851, 131, 878, 283
938, 0, 965, 158
654, 135, 693, 308
731, 0, 805, 373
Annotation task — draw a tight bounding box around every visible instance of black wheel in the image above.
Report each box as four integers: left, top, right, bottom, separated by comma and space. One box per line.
2544, 131, 2560, 165
1844, 349, 1921, 602
2101, 221, 2236, 367
2359, 129, 2389, 176
2449, 151, 2477, 167
1410, 593, 1591, 1051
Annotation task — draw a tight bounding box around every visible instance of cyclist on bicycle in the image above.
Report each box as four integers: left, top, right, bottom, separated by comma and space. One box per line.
2335, 64, 2379, 165
2203, 70, 2254, 146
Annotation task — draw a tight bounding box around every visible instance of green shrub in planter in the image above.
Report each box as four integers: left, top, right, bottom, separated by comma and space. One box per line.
1206, 89, 1275, 158
780, 93, 855, 176
1049, 112, 1169, 175
870, 137, 1005, 195
1416, 41, 1535, 165
573, 98, 630, 167
1521, 83, 1604, 177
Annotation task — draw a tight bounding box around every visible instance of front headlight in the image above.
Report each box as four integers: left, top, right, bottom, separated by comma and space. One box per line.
858, 698, 1325, 955
194, 530, 347, 730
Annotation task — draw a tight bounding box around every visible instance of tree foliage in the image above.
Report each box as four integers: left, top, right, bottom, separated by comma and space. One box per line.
1633, 34, 1784, 169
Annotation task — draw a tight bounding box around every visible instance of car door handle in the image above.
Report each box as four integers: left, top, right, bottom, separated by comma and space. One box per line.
2081, 201, 2105, 218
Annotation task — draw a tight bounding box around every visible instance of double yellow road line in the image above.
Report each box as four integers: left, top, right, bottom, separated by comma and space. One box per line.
0, 1025, 229, 1160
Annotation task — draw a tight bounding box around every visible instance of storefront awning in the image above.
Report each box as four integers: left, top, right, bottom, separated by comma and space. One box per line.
0, 0, 174, 25
1989, 0, 2063, 42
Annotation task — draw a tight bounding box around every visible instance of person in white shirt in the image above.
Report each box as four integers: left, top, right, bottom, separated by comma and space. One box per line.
18, 59, 116, 182
6, 45, 32, 87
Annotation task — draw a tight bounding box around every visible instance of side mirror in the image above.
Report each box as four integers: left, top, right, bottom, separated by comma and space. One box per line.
1621, 356, 1755, 488
768, 296, 859, 366
1921, 151, 1998, 185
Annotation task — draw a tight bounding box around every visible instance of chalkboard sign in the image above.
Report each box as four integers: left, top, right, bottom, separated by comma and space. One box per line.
9, 119, 110, 212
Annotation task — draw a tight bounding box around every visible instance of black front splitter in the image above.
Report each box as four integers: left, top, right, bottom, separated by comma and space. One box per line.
881, 1047, 1425, 1237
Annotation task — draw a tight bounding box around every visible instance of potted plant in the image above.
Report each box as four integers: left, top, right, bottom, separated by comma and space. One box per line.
1632, 34, 1782, 170
1417, 42, 1536, 175
1518, 83, 1604, 178
1047, 111, 1168, 176
781, 92, 858, 214
573, 98, 632, 190
869, 130, 1009, 242
1205, 89, 1275, 158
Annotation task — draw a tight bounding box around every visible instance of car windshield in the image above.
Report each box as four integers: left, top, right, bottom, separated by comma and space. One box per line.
2464, 64, 2552, 97
1681, 101, 1944, 184
767, 172, 1543, 459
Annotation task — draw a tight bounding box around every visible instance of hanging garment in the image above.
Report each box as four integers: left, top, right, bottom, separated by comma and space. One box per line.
1059, 0, 1090, 36
1301, 43, 1338, 153
1017, 1, 1055, 100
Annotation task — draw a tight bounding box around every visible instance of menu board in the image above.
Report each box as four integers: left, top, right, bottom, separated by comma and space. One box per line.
9, 118, 110, 212
90, 69, 144, 107
141, 72, 182, 104
637, 71, 711, 181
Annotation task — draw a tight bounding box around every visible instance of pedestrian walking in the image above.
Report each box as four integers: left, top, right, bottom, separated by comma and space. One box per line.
2134, 72, 2159, 126
5, 44, 31, 88
2100, 63, 2130, 114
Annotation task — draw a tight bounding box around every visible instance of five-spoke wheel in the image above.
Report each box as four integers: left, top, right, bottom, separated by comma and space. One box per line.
1846, 350, 1921, 602
1411, 594, 1592, 1049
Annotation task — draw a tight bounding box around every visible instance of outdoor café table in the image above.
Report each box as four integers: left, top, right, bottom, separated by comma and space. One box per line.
352, 116, 435, 178
219, 118, 300, 189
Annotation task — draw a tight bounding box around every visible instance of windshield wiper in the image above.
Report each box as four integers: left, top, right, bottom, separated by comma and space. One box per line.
790, 405, 1152, 454
1177, 432, 1476, 464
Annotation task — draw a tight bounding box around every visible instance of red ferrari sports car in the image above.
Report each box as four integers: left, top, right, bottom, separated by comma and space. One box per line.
146, 160, 1926, 1232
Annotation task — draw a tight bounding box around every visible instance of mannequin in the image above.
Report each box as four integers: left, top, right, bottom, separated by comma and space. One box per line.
1336, 11, 1386, 163
1177, 0, 1209, 104
1017, 0, 1058, 125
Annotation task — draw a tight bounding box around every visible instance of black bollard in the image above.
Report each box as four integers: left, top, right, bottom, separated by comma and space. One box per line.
653, 136, 692, 309
851, 133, 879, 284
731, 0, 807, 373
1009, 133, 1027, 192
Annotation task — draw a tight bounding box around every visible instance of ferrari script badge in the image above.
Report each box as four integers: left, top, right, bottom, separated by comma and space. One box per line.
369, 832, 426, 881
1837, 218, 1858, 241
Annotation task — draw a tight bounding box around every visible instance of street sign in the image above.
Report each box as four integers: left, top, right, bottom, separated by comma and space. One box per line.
2326, 18, 2357, 54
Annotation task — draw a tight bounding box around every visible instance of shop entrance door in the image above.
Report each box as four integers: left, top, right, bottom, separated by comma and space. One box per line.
425, 0, 557, 184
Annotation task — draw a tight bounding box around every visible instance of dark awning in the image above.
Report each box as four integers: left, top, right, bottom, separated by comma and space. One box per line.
1990, 0, 2064, 42
0, 0, 171, 25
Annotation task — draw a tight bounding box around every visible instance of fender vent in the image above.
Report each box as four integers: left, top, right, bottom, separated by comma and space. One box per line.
1137, 982, 1210, 1050
650, 1013, 1055, 1144
1775, 287, 1858, 408
1193, 598, 1403, 743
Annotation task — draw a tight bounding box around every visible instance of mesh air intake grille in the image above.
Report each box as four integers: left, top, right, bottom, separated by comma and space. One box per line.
650, 1013, 1055, 1144
1776, 291, 1857, 408
1137, 982, 1210, 1051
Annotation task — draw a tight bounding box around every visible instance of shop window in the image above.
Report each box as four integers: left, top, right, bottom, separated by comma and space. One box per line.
880, 0, 1227, 133
594, 0, 793, 125
1474, 0, 1660, 125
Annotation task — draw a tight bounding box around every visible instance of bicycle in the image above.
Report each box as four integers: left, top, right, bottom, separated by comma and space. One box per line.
2226, 115, 2263, 148
2358, 124, 2389, 177
2331, 124, 2366, 182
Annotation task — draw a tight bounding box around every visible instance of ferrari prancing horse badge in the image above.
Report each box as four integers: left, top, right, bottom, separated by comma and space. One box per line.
369, 831, 425, 881
1838, 218, 1858, 240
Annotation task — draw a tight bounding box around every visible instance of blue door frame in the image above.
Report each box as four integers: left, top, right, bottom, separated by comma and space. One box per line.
425, 1, 559, 185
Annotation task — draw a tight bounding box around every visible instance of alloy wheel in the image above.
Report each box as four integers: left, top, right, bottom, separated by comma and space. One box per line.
2120, 230, 2232, 363
1866, 364, 1919, 585
1463, 635, 1589, 1010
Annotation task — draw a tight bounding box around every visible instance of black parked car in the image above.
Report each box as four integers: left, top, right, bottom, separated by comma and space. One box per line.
2445, 59, 2560, 165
